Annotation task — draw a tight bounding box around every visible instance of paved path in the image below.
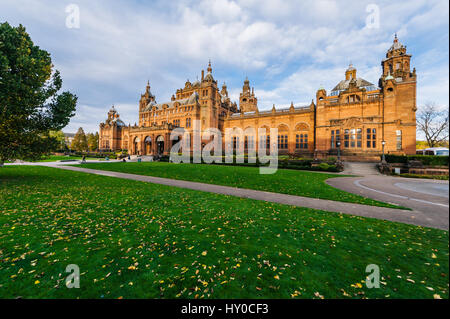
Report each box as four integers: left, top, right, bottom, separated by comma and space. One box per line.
328, 162, 449, 230
47, 164, 447, 230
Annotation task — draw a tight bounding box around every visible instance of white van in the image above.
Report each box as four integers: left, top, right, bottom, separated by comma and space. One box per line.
416, 147, 449, 156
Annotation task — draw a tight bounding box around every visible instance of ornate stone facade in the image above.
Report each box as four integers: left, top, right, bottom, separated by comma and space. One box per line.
99, 36, 416, 159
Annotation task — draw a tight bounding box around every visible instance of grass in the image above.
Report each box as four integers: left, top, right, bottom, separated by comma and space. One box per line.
75, 162, 401, 208
6, 155, 102, 163
36, 155, 102, 162
0, 166, 448, 299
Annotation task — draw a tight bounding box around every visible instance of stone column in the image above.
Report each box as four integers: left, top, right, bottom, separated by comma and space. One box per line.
164, 132, 170, 154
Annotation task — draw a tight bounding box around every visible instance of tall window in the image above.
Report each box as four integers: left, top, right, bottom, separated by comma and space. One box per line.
356, 129, 362, 148
233, 136, 240, 151
396, 130, 402, 150
367, 128, 376, 148
331, 130, 335, 148
331, 130, 340, 148
259, 135, 270, 151
345, 128, 361, 148
296, 134, 308, 149
344, 129, 350, 148
186, 118, 191, 128
245, 136, 254, 150
277, 134, 288, 150
350, 129, 356, 148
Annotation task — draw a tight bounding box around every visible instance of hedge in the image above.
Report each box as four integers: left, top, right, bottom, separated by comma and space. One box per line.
383, 154, 449, 167
160, 155, 340, 172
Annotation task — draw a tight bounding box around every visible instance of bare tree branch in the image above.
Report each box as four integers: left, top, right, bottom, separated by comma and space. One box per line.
417, 102, 449, 148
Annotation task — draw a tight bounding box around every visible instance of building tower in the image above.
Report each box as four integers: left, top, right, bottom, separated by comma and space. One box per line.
379, 34, 417, 155
381, 34, 415, 81
239, 77, 258, 113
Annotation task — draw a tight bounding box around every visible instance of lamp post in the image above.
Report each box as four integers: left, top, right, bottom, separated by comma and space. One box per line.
381, 140, 386, 164
337, 141, 341, 161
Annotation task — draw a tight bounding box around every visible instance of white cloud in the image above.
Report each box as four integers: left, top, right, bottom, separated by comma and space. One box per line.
0, 0, 448, 137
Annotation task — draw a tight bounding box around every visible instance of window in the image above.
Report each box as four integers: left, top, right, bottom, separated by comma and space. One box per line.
344, 129, 350, 148
366, 128, 376, 148
259, 135, 270, 151
344, 129, 361, 148
186, 118, 191, 128
350, 129, 356, 148
296, 134, 308, 149
396, 130, 402, 150
173, 119, 180, 127
331, 130, 340, 148
233, 136, 240, 151
357, 129, 362, 148
331, 130, 335, 148
277, 134, 288, 150
245, 136, 254, 150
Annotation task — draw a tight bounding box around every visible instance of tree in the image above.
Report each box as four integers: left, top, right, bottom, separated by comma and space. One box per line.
417, 102, 449, 148
49, 130, 67, 151
87, 132, 99, 152
0, 22, 77, 166
71, 127, 88, 152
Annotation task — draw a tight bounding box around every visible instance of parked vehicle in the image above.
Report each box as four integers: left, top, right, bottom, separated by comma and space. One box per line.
416, 147, 449, 156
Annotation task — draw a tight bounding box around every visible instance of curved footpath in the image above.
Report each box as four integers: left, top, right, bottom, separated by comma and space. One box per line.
6, 161, 449, 230
328, 162, 449, 230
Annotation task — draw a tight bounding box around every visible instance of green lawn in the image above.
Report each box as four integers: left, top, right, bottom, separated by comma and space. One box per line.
6, 155, 103, 163
75, 162, 400, 208
37, 155, 102, 162
0, 166, 448, 299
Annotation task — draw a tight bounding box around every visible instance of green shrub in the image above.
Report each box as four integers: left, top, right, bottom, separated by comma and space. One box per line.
384, 155, 449, 167
318, 162, 330, 170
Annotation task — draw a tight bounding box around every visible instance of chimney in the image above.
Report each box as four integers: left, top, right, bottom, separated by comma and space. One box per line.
201, 70, 204, 81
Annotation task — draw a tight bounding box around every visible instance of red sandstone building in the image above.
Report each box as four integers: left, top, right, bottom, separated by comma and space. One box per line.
100, 36, 416, 159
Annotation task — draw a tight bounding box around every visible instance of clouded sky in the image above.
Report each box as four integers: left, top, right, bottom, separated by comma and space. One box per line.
1, 0, 448, 134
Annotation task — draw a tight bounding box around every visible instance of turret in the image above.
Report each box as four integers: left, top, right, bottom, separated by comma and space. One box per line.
239, 77, 258, 113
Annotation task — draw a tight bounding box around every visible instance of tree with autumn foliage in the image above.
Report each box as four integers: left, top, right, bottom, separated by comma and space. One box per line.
71, 127, 88, 152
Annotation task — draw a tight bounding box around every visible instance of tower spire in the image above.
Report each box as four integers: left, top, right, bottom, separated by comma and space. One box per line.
207, 60, 212, 73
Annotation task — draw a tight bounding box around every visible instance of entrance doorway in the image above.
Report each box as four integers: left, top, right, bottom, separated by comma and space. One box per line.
134, 137, 141, 155
156, 135, 164, 155
144, 136, 152, 155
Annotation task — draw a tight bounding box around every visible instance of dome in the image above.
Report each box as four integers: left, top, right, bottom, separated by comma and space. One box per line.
112, 118, 126, 127
332, 77, 374, 92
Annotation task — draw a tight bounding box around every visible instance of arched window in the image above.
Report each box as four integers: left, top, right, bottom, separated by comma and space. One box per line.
295, 123, 309, 150
277, 124, 289, 150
